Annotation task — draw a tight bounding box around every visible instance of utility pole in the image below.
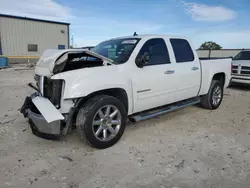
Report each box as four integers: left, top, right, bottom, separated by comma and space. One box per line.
71, 35, 74, 48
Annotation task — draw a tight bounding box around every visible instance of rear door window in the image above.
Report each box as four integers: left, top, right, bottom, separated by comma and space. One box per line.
170, 39, 194, 63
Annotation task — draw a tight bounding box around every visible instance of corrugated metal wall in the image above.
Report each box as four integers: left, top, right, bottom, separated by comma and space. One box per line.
196, 50, 210, 58
196, 49, 246, 58
0, 16, 69, 56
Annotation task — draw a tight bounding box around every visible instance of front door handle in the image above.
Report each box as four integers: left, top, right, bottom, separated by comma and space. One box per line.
164, 70, 175, 74
191, 66, 199, 71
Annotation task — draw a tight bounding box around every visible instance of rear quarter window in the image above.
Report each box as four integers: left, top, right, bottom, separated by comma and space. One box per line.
170, 39, 194, 63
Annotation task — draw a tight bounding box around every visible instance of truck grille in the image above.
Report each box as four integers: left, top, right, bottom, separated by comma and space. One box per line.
44, 77, 63, 108
242, 66, 250, 70
241, 66, 250, 75
241, 70, 250, 75
232, 65, 250, 76
35, 75, 63, 108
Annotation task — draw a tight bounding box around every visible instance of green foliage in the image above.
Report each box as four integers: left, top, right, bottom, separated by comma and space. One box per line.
199, 41, 222, 50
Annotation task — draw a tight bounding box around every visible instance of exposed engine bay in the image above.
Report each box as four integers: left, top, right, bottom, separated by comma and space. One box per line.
53, 52, 109, 74
34, 49, 115, 77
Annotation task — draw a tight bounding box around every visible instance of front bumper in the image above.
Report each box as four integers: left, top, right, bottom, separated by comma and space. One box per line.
20, 94, 63, 136
27, 109, 61, 135
231, 76, 250, 84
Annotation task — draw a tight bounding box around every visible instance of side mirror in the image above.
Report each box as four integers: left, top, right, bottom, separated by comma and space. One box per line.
136, 52, 149, 68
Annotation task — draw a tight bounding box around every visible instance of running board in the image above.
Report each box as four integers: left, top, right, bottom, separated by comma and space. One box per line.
129, 97, 201, 122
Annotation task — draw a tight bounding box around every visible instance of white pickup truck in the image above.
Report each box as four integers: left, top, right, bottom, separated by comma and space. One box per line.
231, 50, 250, 84
21, 35, 232, 149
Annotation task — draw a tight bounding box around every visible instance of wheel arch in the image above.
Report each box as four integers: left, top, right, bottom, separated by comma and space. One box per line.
199, 72, 226, 96
212, 72, 226, 87
74, 88, 129, 116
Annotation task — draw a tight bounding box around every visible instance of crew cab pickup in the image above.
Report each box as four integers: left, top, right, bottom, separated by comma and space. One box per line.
21, 35, 232, 149
231, 50, 250, 84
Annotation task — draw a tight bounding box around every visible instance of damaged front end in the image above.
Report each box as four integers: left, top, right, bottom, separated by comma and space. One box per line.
20, 76, 77, 139
20, 76, 66, 139
20, 94, 63, 139
20, 49, 114, 139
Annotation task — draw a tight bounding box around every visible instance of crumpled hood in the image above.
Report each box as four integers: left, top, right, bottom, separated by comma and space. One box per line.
35, 49, 114, 76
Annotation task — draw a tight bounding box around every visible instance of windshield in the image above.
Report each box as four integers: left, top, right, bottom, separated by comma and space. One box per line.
233, 51, 250, 60
91, 38, 140, 64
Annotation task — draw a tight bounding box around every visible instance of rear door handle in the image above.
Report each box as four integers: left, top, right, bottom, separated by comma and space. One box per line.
191, 66, 199, 71
164, 70, 175, 74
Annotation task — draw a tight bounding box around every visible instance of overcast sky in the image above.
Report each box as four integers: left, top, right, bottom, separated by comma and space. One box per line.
0, 0, 249, 48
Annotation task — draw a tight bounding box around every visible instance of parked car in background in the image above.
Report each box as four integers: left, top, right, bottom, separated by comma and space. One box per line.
21, 34, 232, 149
231, 50, 250, 84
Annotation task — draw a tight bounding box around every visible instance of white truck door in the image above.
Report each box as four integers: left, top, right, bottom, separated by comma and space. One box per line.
132, 38, 178, 113
169, 38, 201, 101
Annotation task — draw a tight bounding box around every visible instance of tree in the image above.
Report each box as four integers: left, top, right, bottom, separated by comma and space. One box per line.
198, 41, 222, 50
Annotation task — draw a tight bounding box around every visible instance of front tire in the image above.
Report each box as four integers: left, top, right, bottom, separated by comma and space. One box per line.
76, 95, 127, 149
200, 80, 224, 110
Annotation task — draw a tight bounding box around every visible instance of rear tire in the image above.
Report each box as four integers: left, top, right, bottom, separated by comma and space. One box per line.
76, 95, 127, 149
200, 80, 223, 110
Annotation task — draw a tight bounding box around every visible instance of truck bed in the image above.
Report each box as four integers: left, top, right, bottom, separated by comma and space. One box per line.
198, 57, 232, 96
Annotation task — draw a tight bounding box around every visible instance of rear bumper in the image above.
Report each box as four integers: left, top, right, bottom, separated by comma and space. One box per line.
20, 94, 62, 136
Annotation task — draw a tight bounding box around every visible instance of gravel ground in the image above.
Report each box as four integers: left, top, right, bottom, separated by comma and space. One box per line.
0, 67, 250, 188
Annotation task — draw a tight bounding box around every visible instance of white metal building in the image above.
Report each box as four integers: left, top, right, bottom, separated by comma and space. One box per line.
197, 49, 249, 58
0, 14, 70, 59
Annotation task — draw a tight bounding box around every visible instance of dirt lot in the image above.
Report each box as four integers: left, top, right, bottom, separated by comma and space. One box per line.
0, 66, 250, 188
